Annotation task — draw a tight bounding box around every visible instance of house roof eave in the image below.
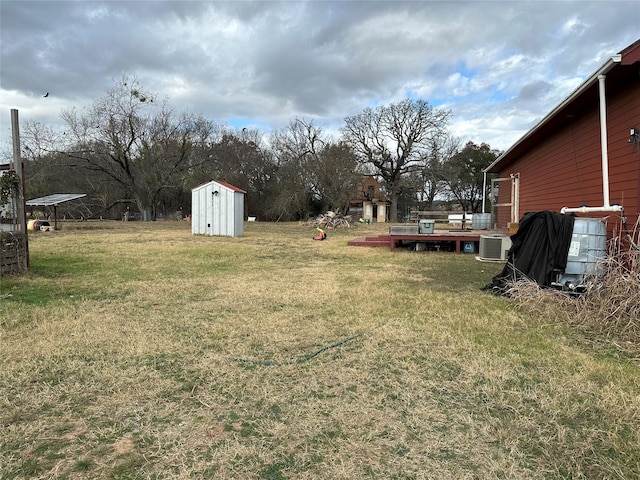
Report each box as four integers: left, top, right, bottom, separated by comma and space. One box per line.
484, 53, 622, 174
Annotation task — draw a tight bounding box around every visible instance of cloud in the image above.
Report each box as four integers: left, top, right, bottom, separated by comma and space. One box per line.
1, 0, 638, 155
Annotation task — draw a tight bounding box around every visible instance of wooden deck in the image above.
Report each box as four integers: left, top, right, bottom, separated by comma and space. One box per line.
348, 228, 494, 253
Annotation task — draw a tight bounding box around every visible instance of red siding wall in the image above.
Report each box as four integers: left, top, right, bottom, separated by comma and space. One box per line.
497, 78, 640, 230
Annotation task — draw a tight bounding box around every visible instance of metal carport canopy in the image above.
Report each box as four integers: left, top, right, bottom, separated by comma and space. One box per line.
26, 194, 87, 229
26, 193, 86, 206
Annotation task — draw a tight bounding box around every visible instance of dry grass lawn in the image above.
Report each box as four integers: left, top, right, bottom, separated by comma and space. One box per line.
1, 221, 639, 479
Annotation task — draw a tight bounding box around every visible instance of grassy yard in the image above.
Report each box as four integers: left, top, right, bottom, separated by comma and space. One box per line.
1, 221, 638, 479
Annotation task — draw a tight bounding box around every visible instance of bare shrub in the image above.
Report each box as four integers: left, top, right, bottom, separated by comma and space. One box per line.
506, 279, 576, 322
309, 210, 354, 228
579, 230, 640, 339
508, 218, 640, 357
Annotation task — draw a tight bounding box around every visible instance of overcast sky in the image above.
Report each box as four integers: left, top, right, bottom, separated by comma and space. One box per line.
1, 0, 638, 157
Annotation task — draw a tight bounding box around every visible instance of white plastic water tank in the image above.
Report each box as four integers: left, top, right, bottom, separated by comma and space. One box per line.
557, 217, 607, 289
472, 213, 491, 229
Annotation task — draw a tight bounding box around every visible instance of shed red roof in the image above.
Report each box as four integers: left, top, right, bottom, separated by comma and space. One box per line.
214, 180, 246, 193
192, 180, 246, 193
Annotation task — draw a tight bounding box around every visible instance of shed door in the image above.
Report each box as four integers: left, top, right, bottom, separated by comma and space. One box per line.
211, 190, 220, 235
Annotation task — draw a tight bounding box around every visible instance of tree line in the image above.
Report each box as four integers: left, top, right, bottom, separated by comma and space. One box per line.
11, 75, 500, 222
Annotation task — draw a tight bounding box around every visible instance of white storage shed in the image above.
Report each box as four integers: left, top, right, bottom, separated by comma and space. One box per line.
191, 180, 246, 237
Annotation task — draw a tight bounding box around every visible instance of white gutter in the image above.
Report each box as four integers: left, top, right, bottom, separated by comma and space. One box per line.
479, 52, 626, 217
598, 74, 611, 208
561, 72, 623, 215
481, 171, 487, 213
484, 54, 622, 175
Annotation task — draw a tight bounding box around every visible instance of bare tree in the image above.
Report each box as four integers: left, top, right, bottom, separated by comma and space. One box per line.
310, 141, 361, 214
418, 133, 460, 210
60, 75, 217, 220
341, 99, 450, 221
199, 129, 275, 219
267, 119, 324, 220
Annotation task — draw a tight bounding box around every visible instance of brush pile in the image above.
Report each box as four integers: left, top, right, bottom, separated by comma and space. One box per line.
309, 211, 354, 229
576, 236, 640, 338
506, 221, 640, 357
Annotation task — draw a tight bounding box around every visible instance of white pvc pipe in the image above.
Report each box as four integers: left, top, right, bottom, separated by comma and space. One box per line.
481, 171, 487, 213
510, 176, 515, 223
512, 173, 519, 222
598, 74, 611, 208
561, 205, 622, 214
561, 74, 619, 216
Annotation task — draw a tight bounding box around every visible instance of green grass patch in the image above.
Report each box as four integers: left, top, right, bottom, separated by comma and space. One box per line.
0, 220, 638, 479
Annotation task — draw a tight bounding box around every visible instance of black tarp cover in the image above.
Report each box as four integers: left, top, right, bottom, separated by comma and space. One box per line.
484, 211, 575, 293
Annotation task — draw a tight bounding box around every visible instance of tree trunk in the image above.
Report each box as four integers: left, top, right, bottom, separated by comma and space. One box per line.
134, 195, 154, 221
389, 191, 399, 222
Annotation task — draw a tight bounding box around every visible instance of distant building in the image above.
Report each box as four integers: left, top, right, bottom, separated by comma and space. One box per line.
348, 176, 388, 223
191, 180, 246, 237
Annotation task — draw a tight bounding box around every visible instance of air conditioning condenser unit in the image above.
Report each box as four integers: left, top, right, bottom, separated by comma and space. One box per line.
478, 235, 512, 261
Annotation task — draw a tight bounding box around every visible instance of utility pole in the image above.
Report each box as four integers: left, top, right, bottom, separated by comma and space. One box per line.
11, 108, 29, 269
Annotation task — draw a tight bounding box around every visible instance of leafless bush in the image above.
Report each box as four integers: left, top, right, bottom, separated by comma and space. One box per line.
508, 218, 640, 356
579, 229, 640, 338
309, 211, 354, 228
